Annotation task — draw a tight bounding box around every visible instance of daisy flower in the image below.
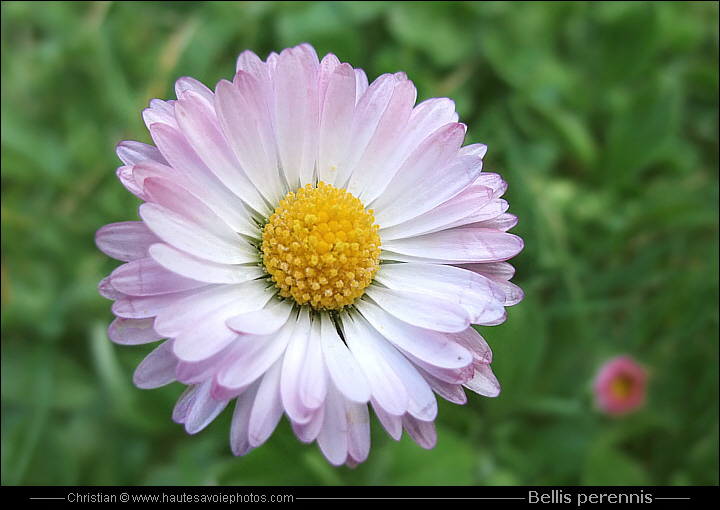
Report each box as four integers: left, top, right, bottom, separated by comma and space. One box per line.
593, 356, 647, 416
96, 43, 524, 466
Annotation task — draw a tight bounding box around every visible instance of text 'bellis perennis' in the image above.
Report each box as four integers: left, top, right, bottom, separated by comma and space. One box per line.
96, 43, 524, 466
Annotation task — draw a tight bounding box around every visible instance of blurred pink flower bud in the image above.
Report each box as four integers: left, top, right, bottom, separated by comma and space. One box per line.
593, 356, 647, 416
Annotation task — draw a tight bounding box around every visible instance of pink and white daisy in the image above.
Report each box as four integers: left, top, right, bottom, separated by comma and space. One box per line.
593, 356, 647, 416
96, 43, 524, 466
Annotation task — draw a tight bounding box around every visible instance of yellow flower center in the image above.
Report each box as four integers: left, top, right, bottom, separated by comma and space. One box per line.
610, 375, 633, 399
261, 182, 381, 310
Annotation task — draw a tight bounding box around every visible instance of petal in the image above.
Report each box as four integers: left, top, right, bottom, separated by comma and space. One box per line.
116, 164, 145, 199
316, 384, 348, 466
175, 342, 236, 385
215, 77, 285, 206
225, 298, 294, 336
382, 227, 524, 264
464, 362, 501, 397
153, 281, 266, 336
142, 177, 255, 248
345, 76, 417, 202
133, 340, 178, 388
317, 63, 357, 185
108, 317, 164, 345
348, 313, 437, 422
317, 52, 342, 111
402, 415, 437, 450
335, 73, 405, 188
109, 257, 206, 296
319, 313, 371, 404
371, 399, 402, 440
175, 76, 214, 104
174, 92, 271, 216
273, 46, 319, 189
98, 276, 125, 300
373, 263, 507, 325
111, 287, 203, 319
230, 380, 261, 456
450, 326, 493, 364
134, 162, 258, 238
379, 184, 494, 241
173, 381, 229, 434
372, 151, 481, 230
149, 243, 265, 285
95, 221, 160, 262
356, 298, 472, 369
156, 283, 275, 361
216, 312, 295, 390
355, 111, 463, 207
116, 140, 168, 166
342, 312, 409, 416
139, 203, 257, 265
346, 401, 371, 465
247, 359, 285, 448
364, 285, 471, 333
280, 310, 322, 424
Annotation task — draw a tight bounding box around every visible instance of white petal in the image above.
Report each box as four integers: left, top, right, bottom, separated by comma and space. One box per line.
450, 327, 493, 364
292, 406, 325, 444
356, 298, 472, 369
174, 92, 270, 216
299, 317, 329, 410
334, 73, 398, 187
464, 362, 501, 397
402, 415, 437, 450
371, 399, 402, 440
139, 203, 256, 265
273, 46, 319, 189
108, 317, 163, 345
317, 63, 356, 185
373, 263, 507, 325
420, 370, 468, 405
133, 340, 177, 388
215, 315, 295, 391
349, 313, 437, 422
378, 184, 494, 241
364, 285, 471, 333
342, 312, 409, 416
230, 381, 261, 456
346, 401, 371, 464
226, 298, 294, 335
175, 342, 236, 385
116, 140, 168, 166
173, 381, 229, 434
111, 287, 202, 319
319, 313, 371, 404
154, 280, 271, 338
95, 221, 159, 262
381, 227, 524, 264
134, 162, 258, 238
316, 383, 348, 466
149, 243, 264, 285
372, 151, 480, 229
356, 114, 462, 207
346, 77, 416, 202
143, 99, 177, 130
248, 359, 285, 448
280, 310, 318, 424
109, 257, 206, 296
175, 76, 214, 104
215, 76, 286, 206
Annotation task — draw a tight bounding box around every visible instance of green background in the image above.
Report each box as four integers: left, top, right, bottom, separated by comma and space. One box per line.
2, 1, 718, 486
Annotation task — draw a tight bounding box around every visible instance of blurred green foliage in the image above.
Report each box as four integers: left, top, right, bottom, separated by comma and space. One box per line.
1, 1, 718, 486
